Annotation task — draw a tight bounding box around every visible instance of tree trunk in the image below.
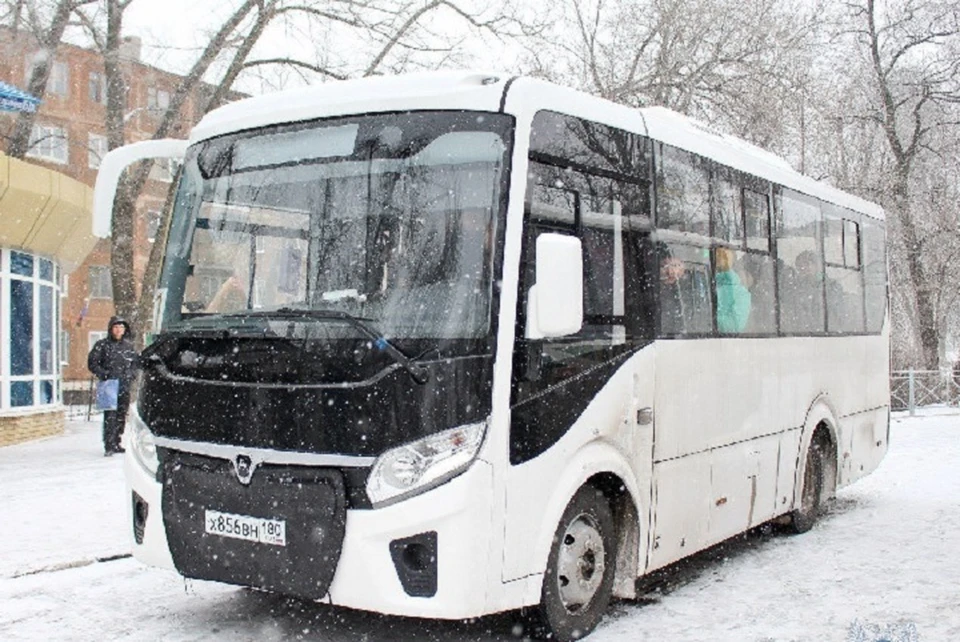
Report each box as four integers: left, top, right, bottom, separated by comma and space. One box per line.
134, 169, 180, 348
891, 163, 939, 369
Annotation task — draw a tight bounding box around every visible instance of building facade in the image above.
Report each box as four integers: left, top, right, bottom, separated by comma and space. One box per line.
0, 151, 96, 445
0, 28, 215, 418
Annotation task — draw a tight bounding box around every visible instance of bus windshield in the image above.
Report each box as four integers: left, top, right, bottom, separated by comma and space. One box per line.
157, 111, 512, 342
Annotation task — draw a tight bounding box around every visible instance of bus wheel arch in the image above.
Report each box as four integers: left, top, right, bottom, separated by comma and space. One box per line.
790, 416, 838, 533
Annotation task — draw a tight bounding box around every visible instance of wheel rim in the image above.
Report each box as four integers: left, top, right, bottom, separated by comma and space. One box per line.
556, 513, 606, 613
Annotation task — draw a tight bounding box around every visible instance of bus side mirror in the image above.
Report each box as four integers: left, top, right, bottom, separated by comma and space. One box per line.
93, 139, 189, 238
525, 233, 583, 339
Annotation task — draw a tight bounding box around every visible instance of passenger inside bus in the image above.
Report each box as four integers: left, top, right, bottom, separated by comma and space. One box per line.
714, 247, 752, 334
658, 244, 712, 335
781, 249, 825, 331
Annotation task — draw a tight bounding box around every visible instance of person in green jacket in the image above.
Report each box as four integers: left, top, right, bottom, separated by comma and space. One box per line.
715, 247, 751, 333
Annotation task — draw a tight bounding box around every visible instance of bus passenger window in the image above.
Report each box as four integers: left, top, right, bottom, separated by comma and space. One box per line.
714, 247, 751, 334
739, 251, 775, 334
744, 188, 771, 252
778, 190, 825, 334
862, 219, 886, 333
658, 242, 712, 335
714, 171, 743, 243
657, 146, 710, 235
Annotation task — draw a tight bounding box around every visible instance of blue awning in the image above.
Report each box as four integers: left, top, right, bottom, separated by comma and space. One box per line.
0, 80, 41, 113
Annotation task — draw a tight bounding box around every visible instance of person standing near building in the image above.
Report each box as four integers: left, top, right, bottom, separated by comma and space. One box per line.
87, 317, 140, 456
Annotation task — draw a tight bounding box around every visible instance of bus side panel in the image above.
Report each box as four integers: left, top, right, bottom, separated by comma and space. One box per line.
838, 407, 889, 488
647, 431, 781, 570
501, 349, 655, 584
844, 326, 891, 487
743, 433, 782, 528
653, 339, 784, 461
647, 454, 712, 570
775, 427, 803, 515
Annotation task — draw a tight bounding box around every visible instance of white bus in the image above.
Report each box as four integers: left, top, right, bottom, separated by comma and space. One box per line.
94, 71, 889, 641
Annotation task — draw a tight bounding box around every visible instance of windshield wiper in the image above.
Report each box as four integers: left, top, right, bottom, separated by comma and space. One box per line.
243, 308, 430, 384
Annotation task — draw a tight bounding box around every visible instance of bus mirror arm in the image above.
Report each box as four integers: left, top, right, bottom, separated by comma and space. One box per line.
93, 139, 189, 238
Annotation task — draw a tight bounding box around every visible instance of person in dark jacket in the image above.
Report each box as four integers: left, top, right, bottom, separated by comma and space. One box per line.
87, 316, 140, 456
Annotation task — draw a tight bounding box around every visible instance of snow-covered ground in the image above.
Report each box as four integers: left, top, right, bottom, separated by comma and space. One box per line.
1, 411, 958, 641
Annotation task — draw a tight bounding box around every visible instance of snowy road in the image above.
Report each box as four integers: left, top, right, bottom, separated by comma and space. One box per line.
1, 412, 958, 641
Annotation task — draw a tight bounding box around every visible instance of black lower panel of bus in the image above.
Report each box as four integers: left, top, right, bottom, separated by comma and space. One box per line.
161, 451, 346, 600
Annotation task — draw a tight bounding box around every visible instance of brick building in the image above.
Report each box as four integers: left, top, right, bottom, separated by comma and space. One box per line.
0, 28, 218, 407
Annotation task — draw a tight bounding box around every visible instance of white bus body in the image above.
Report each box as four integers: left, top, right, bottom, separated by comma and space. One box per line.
98, 71, 889, 640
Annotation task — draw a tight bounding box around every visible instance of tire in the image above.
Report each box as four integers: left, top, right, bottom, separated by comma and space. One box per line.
789, 440, 825, 534
530, 485, 616, 641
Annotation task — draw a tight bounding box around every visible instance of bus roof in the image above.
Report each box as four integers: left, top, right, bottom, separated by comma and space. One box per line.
190, 71, 883, 221
189, 70, 508, 145
636, 106, 884, 220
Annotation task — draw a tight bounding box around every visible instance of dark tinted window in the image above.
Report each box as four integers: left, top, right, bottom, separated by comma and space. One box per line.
862, 217, 887, 333
823, 205, 845, 266
11, 279, 34, 375
656, 145, 710, 235
658, 241, 713, 335
826, 264, 865, 333
738, 250, 776, 334
744, 188, 771, 252
844, 219, 861, 268
824, 207, 864, 333
714, 168, 743, 243
778, 190, 824, 334
530, 110, 647, 179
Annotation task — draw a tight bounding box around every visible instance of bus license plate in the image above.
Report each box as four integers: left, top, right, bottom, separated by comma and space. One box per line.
204, 510, 286, 546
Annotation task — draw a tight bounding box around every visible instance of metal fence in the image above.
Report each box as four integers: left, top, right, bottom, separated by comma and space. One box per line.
63, 378, 100, 421
891, 369, 960, 414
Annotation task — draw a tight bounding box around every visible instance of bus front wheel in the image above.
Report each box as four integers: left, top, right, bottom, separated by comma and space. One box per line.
790, 438, 826, 534
531, 485, 615, 641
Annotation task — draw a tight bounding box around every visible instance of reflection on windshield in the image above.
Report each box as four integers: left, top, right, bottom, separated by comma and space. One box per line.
159, 112, 512, 340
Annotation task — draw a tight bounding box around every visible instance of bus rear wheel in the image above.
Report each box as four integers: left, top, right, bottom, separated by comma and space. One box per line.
530, 485, 615, 641
790, 439, 826, 534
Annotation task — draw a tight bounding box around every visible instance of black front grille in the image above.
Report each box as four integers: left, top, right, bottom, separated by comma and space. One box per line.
161, 451, 347, 600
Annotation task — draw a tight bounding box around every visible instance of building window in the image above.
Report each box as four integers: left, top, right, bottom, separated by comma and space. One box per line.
88, 71, 106, 104
89, 265, 112, 299
48, 61, 69, 96
2, 248, 63, 410
27, 124, 69, 164
61, 330, 70, 365
88, 133, 108, 169
88, 331, 108, 353
25, 57, 69, 97
149, 158, 179, 183
147, 86, 170, 112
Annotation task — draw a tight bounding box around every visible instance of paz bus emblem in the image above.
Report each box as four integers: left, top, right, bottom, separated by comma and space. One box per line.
232, 454, 257, 485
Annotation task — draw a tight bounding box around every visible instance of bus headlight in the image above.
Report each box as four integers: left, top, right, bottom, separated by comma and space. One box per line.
366, 422, 486, 507
128, 409, 159, 476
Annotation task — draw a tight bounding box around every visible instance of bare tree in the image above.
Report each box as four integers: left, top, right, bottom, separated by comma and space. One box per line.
522, 0, 825, 138
2, 0, 96, 157
842, 0, 960, 368
240, 0, 536, 84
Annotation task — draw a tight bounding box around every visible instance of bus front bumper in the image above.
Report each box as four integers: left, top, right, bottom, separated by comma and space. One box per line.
124, 451, 499, 619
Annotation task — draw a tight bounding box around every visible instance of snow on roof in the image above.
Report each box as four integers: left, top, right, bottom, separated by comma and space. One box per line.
190, 70, 509, 145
